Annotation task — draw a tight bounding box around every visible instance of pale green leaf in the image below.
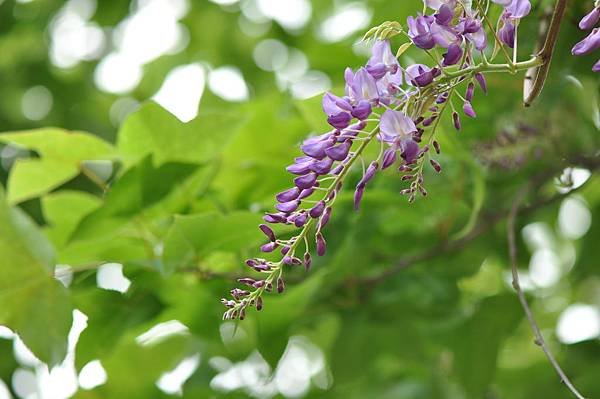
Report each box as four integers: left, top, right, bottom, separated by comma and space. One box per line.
0, 129, 118, 204
0, 186, 72, 366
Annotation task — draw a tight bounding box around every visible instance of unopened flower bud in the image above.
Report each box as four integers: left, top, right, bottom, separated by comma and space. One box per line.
309, 200, 326, 218
260, 242, 278, 253
304, 252, 312, 271
452, 111, 461, 131
474, 73, 487, 94
259, 224, 276, 241
463, 101, 477, 118
316, 232, 327, 256
465, 82, 475, 102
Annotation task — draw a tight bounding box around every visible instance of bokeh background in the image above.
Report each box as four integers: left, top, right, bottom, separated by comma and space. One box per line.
0, 0, 599, 398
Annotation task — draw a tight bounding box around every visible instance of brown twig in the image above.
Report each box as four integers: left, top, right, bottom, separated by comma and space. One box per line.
523, 0, 568, 106
507, 185, 586, 399
358, 167, 592, 287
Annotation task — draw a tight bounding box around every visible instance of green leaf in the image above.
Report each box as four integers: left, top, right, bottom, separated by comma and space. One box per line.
0, 129, 118, 204
162, 211, 264, 273
0, 186, 72, 366
42, 191, 102, 248
117, 101, 244, 168
453, 294, 522, 398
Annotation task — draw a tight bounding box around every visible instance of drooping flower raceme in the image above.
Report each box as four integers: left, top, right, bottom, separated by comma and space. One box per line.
222, 0, 542, 320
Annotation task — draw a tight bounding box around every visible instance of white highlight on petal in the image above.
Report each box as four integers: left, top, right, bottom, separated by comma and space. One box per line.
96, 263, 131, 294
208, 66, 249, 102
153, 63, 206, 122
136, 320, 189, 347
78, 360, 107, 390
558, 196, 592, 240
556, 304, 600, 344
318, 3, 372, 43
21, 86, 53, 121
156, 354, 200, 395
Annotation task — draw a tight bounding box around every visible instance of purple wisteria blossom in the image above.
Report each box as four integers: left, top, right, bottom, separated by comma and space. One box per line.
573, 4, 600, 72
493, 0, 531, 47
222, 0, 536, 319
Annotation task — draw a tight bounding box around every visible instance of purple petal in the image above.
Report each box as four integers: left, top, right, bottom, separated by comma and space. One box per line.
325, 141, 352, 161
260, 242, 278, 252
359, 161, 379, 186
400, 139, 420, 164
294, 212, 308, 227
382, 148, 398, 169
310, 157, 334, 174
475, 73, 487, 94
380, 109, 417, 140
276, 200, 300, 213
435, 5, 454, 26
452, 111, 461, 131
442, 43, 463, 66
506, 0, 531, 19
498, 20, 515, 48
294, 172, 317, 189
580, 7, 600, 30
264, 212, 287, 223
465, 82, 474, 102
327, 112, 352, 129
259, 224, 276, 241
287, 161, 313, 175
351, 100, 372, 120
276, 187, 300, 202
572, 28, 600, 56
463, 101, 477, 118
309, 201, 326, 218
299, 187, 316, 199
316, 233, 327, 256
319, 207, 332, 229
354, 183, 365, 210
301, 138, 335, 159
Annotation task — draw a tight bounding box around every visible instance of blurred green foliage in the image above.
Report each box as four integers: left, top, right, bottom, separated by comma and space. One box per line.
0, 0, 598, 398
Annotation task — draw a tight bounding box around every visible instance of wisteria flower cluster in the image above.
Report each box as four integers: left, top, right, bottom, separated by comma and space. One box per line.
221, 0, 545, 320
572, 1, 600, 72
